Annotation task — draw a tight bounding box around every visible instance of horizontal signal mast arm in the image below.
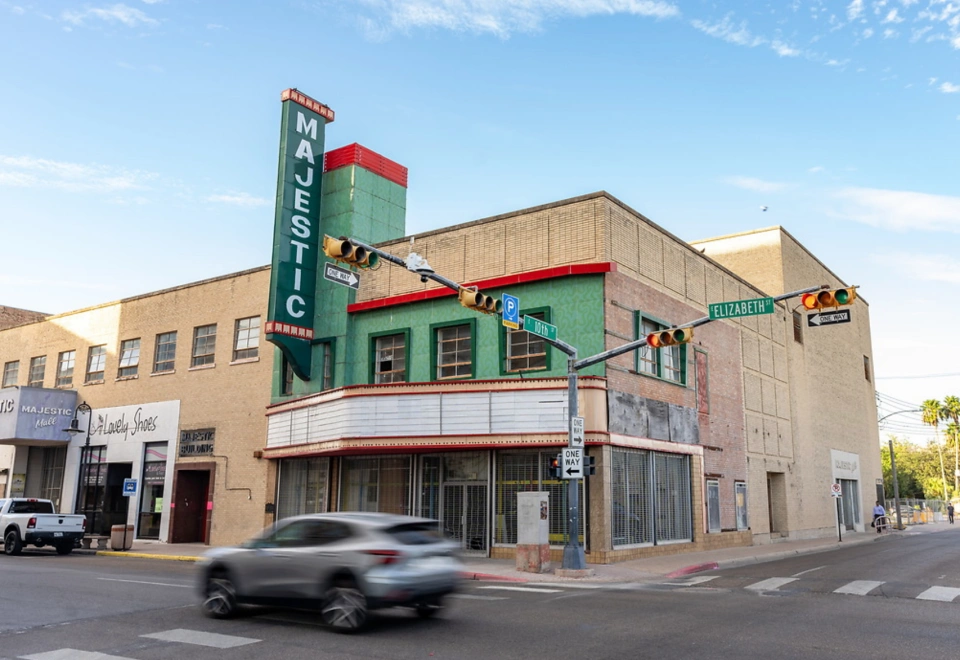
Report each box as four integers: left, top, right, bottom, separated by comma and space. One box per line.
574, 284, 828, 371
340, 237, 464, 294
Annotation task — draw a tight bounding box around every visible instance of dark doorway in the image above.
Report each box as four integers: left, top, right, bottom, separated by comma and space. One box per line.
171, 470, 210, 543
84, 463, 132, 537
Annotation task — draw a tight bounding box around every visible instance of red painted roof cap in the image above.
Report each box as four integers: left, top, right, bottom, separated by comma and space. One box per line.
323, 143, 408, 188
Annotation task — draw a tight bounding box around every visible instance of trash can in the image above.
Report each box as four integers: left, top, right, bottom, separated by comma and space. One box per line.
110, 524, 134, 551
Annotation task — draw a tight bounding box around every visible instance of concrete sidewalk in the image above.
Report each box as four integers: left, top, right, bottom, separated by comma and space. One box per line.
85, 522, 954, 583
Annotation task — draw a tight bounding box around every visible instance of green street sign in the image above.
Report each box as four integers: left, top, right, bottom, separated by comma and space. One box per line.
708, 297, 775, 320
523, 315, 557, 342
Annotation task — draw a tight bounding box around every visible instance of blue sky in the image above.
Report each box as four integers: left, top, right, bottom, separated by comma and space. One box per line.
1, 0, 958, 440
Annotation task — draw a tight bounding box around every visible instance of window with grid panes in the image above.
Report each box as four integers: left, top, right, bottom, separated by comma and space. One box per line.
322, 342, 333, 390
636, 314, 685, 385
281, 356, 294, 396
436, 324, 472, 380
56, 351, 75, 387
233, 317, 260, 361
118, 339, 140, 377
374, 334, 406, 383
28, 356, 45, 387
86, 345, 106, 382
637, 318, 660, 376
191, 324, 217, 367
506, 313, 547, 372
154, 332, 176, 373
2, 361, 18, 388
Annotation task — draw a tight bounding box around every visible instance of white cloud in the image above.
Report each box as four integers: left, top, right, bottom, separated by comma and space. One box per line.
691, 15, 764, 47
882, 252, 960, 285
847, 0, 864, 20
206, 23, 227, 30
62, 3, 157, 27
929, 77, 938, 85
770, 40, 800, 56
356, 0, 679, 38
11, 5, 24, 14
953, 34, 960, 49
832, 187, 960, 232
723, 176, 790, 192
809, 166, 825, 173
0, 155, 157, 193
940, 82, 960, 93
205, 192, 271, 207
883, 28, 898, 38
862, 27, 874, 38
882, 8, 904, 23
911, 26, 932, 42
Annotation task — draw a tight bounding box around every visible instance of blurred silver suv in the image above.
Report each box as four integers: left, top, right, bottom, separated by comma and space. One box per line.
197, 513, 463, 632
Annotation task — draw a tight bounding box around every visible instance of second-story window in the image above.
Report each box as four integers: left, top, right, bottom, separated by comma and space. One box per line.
233, 317, 260, 361
506, 312, 547, 372
793, 311, 803, 344
281, 356, 294, 396
636, 313, 686, 385
321, 342, 334, 391
2, 361, 18, 388
374, 333, 406, 384
637, 318, 660, 376
192, 324, 217, 367
118, 339, 140, 377
28, 356, 46, 387
154, 331, 177, 373
56, 351, 75, 387
436, 324, 472, 380
86, 345, 106, 383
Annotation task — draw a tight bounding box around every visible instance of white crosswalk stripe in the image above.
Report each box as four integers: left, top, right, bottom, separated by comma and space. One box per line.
140, 628, 260, 648
669, 576, 719, 587
916, 587, 960, 602
20, 651, 136, 660
834, 580, 885, 596
477, 586, 564, 594
744, 577, 797, 592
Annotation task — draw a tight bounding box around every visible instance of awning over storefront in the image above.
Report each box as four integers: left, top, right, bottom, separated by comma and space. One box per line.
0, 386, 77, 445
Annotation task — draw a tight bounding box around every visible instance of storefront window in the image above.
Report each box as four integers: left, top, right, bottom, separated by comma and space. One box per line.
276, 457, 330, 520
340, 456, 411, 515
138, 442, 167, 539
78, 446, 107, 535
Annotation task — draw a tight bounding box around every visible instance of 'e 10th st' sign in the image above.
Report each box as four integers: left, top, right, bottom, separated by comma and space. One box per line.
265, 89, 335, 380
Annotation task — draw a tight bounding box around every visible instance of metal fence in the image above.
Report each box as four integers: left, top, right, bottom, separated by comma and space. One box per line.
884, 499, 950, 525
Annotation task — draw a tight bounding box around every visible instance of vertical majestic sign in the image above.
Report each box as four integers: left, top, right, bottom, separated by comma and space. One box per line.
265, 89, 334, 380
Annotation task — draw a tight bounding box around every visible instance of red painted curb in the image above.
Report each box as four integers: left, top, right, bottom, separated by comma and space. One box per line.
460, 571, 529, 582
665, 562, 719, 578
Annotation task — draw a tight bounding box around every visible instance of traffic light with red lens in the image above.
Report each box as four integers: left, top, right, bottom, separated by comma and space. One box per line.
801, 287, 857, 311
547, 455, 562, 479
646, 326, 694, 348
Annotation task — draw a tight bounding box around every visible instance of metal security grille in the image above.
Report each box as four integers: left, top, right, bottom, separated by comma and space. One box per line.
276, 457, 330, 520
656, 453, 692, 543
494, 451, 583, 546
414, 454, 488, 554
612, 449, 692, 547
611, 449, 653, 545
340, 456, 411, 515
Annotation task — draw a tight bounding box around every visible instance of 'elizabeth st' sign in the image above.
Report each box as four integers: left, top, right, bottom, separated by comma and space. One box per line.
265, 88, 335, 380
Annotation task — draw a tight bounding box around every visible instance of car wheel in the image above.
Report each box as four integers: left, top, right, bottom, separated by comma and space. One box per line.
55, 542, 73, 556
4, 530, 22, 556
415, 596, 445, 619
321, 583, 368, 632
202, 577, 238, 619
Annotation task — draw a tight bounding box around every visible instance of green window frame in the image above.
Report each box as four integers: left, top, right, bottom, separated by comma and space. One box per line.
499, 306, 552, 376
634, 311, 688, 386
368, 328, 411, 384
430, 319, 477, 381
313, 337, 336, 392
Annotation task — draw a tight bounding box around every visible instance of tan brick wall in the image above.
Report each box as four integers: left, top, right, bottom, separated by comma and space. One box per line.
0, 267, 274, 546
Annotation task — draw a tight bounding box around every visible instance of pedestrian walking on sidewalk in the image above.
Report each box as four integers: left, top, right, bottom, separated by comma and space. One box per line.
872, 502, 886, 533
948, 503, 955, 524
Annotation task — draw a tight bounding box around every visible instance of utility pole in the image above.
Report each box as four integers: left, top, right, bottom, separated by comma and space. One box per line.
878, 409, 920, 530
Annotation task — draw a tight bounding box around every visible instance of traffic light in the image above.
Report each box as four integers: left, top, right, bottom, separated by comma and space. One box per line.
801, 287, 857, 311
547, 454, 562, 479
322, 235, 379, 269
584, 455, 596, 477
458, 286, 502, 315
646, 326, 694, 348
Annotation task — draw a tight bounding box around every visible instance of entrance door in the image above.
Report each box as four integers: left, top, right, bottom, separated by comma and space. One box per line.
103, 463, 133, 535
442, 483, 487, 555
171, 470, 209, 543
840, 479, 860, 531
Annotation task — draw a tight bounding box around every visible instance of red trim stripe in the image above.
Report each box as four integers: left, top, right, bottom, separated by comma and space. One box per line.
323, 143, 408, 188
348, 262, 615, 313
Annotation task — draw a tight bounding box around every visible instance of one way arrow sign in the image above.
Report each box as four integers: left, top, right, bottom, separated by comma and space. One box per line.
324, 262, 360, 290
562, 448, 583, 479
807, 309, 851, 327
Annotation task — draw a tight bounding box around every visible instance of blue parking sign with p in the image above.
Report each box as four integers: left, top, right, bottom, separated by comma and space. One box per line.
502, 293, 520, 330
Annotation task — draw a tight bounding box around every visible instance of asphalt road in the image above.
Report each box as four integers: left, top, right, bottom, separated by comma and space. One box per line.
1, 530, 959, 660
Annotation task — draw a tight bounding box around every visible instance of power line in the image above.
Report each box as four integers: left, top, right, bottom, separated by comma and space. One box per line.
876, 372, 960, 380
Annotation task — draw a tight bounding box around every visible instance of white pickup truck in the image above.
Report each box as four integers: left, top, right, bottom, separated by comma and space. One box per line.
1, 498, 86, 556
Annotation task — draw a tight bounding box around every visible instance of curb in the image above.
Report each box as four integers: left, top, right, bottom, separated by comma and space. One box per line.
96, 551, 201, 562
460, 571, 528, 582
665, 562, 719, 578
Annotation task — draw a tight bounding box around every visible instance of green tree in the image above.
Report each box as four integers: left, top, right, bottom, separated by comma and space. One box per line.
921, 399, 948, 500
942, 395, 960, 495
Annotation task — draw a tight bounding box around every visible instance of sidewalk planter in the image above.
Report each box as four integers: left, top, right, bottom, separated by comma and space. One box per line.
110, 525, 134, 551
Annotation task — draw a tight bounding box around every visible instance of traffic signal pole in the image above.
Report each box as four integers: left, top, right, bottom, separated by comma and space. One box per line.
330, 236, 834, 571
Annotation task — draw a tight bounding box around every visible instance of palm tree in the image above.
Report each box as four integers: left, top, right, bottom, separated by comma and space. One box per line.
922, 399, 948, 501
943, 396, 960, 494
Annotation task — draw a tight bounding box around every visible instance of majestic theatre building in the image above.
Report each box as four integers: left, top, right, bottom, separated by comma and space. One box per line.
0, 90, 881, 562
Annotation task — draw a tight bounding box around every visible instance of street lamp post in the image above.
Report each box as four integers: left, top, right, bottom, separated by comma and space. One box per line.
63, 402, 92, 533
878, 408, 921, 531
